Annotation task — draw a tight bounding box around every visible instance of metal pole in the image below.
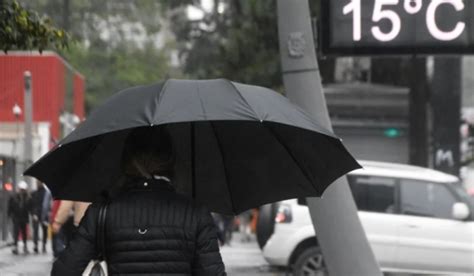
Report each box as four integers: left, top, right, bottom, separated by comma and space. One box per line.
23, 71, 33, 187
432, 57, 461, 176
276, 1, 382, 275
409, 57, 429, 167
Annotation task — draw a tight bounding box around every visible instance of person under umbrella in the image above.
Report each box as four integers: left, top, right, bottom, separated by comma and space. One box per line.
25, 79, 360, 274
51, 127, 226, 275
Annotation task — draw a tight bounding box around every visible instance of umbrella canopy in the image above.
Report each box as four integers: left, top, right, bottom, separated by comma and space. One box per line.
25, 79, 360, 214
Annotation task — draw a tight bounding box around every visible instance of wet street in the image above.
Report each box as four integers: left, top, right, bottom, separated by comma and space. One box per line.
220, 234, 287, 276
0, 234, 287, 276
0, 241, 52, 276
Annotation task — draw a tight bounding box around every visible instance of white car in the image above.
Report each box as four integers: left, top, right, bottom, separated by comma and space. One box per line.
262, 161, 474, 275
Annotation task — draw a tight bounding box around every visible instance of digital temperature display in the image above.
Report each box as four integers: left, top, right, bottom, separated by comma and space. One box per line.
321, 0, 474, 55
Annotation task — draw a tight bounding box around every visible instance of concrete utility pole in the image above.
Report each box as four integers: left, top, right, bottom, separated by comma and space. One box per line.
277, 1, 382, 275
23, 71, 33, 187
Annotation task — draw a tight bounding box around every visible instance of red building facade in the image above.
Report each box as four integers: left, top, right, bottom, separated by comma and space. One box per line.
0, 51, 85, 142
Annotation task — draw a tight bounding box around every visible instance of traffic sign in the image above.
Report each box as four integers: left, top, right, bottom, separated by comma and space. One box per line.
321, 0, 474, 55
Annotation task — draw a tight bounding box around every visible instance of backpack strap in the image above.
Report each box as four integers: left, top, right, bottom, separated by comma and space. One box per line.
96, 203, 108, 261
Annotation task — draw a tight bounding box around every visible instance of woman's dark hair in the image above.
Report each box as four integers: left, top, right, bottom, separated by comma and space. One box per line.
121, 127, 174, 179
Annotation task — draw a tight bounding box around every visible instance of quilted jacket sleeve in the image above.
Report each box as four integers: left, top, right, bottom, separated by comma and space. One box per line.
51, 203, 99, 276
192, 206, 226, 276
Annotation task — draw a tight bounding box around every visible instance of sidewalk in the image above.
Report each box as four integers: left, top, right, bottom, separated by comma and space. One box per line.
0, 234, 285, 275
0, 240, 10, 249
0, 241, 52, 276
221, 233, 287, 275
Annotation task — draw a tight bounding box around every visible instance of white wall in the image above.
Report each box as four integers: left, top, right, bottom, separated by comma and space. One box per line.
0, 122, 50, 187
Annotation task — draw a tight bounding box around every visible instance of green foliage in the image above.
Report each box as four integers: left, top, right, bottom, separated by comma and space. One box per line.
166, 0, 279, 89
164, 0, 326, 90
0, 0, 70, 52
26, 0, 164, 48
27, 0, 174, 111
17, 0, 332, 111
61, 42, 172, 112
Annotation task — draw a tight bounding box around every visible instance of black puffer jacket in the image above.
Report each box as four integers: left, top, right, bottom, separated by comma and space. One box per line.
51, 178, 226, 276
7, 192, 31, 224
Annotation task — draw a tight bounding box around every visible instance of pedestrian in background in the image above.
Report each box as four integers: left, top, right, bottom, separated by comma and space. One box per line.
7, 181, 31, 255
212, 213, 226, 245
238, 210, 252, 242
51, 127, 225, 275
31, 181, 52, 253
222, 215, 234, 245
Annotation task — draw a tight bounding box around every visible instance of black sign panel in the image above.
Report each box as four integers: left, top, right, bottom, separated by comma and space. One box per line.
321, 0, 474, 55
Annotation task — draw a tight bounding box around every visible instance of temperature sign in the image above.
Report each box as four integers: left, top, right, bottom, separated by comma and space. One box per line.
321, 0, 474, 55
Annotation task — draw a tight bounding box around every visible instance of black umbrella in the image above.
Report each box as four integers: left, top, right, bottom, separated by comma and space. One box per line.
25, 79, 360, 215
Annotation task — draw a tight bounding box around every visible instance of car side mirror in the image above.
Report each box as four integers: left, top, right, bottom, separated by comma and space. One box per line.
452, 202, 470, 220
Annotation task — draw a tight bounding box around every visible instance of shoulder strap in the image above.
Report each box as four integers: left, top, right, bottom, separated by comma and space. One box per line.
96, 203, 108, 261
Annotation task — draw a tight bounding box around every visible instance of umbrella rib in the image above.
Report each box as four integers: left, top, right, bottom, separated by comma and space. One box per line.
154, 79, 172, 123
264, 123, 320, 195
209, 121, 236, 214
196, 81, 208, 119
227, 80, 260, 120
191, 122, 196, 199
